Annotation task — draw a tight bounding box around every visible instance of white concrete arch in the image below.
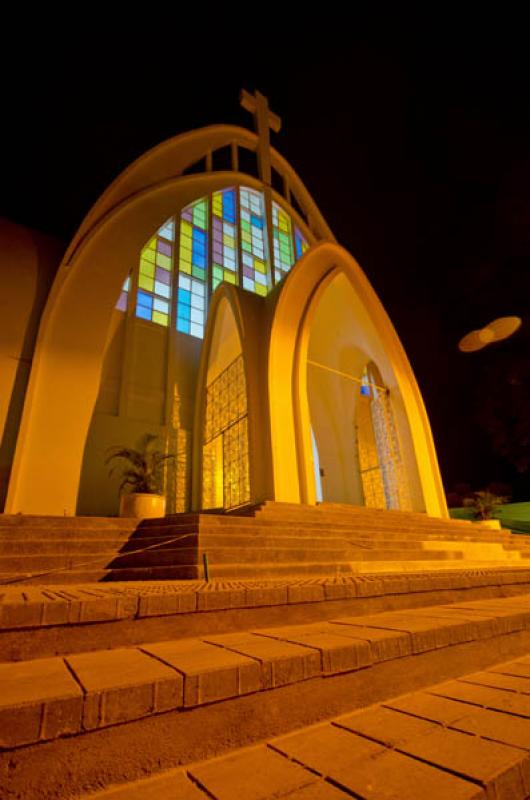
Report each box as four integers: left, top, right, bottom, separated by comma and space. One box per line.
268, 242, 448, 518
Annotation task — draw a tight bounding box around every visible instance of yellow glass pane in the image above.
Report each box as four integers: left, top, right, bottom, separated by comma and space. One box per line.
156, 253, 171, 270
254, 259, 267, 274
181, 221, 192, 238
255, 284, 267, 296
142, 248, 156, 264
147, 238, 157, 250
213, 195, 223, 216
224, 271, 237, 284
179, 262, 191, 274
152, 311, 169, 327
138, 274, 154, 291
223, 234, 235, 248
140, 260, 155, 277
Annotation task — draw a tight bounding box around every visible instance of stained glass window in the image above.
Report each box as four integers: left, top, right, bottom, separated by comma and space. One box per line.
177, 197, 208, 338
116, 275, 130, 312
294, 226, 309, 260
239, 187, 270, 297
272, 201, 295, 282
131, 187, 311, 339
135, 218, 174, 327
212, 188, 238, 291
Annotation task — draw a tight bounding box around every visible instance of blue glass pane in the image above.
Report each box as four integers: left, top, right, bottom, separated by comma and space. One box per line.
177, 317, 190, 333
136, 305, 151, 321
137, 291, 153, 309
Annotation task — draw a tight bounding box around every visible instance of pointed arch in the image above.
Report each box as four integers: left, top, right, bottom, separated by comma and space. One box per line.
268, 242, 448, 517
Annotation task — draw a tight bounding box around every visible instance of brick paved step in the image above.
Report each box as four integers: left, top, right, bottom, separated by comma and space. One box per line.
4, 568, 530, 662
80, 653, 530, 800
5, 593, 530, 799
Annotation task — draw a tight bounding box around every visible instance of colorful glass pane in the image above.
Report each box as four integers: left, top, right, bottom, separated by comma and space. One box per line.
212, 188, 238, 291
239, 187, 270, 295
135, 218, 174, 327
116, 274, 131, 312
294, 226, 309, 260
272, 201, 295, 282
177, 198, 208, 339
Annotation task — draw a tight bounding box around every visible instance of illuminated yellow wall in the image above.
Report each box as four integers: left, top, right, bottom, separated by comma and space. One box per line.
0, 220, 63, 509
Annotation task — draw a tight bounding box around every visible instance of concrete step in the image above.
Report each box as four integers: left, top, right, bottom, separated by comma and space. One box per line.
81, 653, 530, 800
4, 592, 530, 799
0, 514, 138, 530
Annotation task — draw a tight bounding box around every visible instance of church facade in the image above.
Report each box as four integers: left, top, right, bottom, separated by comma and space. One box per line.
0, 93, 447, 519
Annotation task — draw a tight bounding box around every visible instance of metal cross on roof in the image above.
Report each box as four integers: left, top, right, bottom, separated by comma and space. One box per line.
240, 89, 281, 187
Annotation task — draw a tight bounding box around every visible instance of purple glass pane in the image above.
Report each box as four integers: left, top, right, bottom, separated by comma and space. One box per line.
116, 292, 127, 312
157, 240, 172, 257
213, 243, 223, 258
243, 266, 254, 279
156, 266, 171, 284
181, 208, 193, 222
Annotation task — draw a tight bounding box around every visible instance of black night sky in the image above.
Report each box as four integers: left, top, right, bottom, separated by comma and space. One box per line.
2, 25, 530, 501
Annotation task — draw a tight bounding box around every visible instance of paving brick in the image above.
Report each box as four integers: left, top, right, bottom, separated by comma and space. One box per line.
245, 585, 289, 607
430, 680, 530, 717
411, 607, 498, 639
67, 648, 182, 726
335, 704, 438, 746
137, 592, 196, 617
142, 639, 260, 706
204, 631, 321, 688
0, 656, 82, 708
491, 660, 530, 679
397, 723, 527, 799
329, 619, 411, 660
287, 584, 326, 604
450, 706, 530, 751
450, 603, 527, 635
346, 749, 484, 799
461, 670, 530, 695
329, 610, 471, 653
0, 600, 43, 629
271, 722, 385, 774
88, 769, 207, 798
0, 702, 42, 747
0, 656, 83, 746
386, 691, 483, 725
40, 599, 71, 626
197, 589, 247, 611
188, 744, 318, 799
256, 623, 372, 674
282, 783, 350, 799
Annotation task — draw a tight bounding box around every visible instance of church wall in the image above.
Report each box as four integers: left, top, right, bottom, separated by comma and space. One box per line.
77, 312, 200, 516
0, 219, 63, 510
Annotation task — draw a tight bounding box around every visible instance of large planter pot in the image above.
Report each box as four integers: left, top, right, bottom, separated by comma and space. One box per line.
119, 493, 166, 519
475, 518, 502, 530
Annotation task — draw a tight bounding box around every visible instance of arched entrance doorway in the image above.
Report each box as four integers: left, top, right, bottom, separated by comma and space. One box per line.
295, 268, 418, 510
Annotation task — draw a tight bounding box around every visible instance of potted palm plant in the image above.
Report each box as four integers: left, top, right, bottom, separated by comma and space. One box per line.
463, 490, 508, 530
106, 434, 174, 518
